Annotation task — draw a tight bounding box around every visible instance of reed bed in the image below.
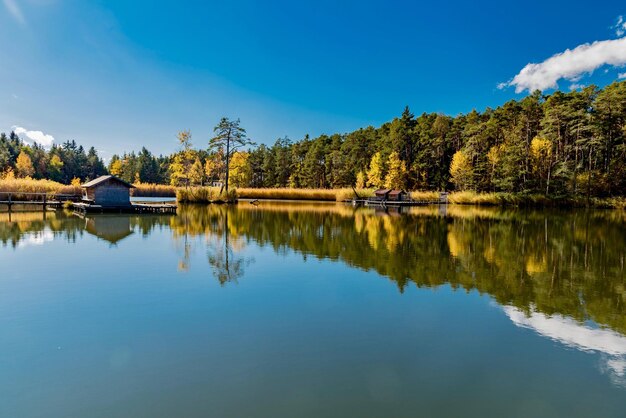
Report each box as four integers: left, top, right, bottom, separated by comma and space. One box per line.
2, 177, 625, 208
176, 187, 238, 203
236, 187, 375, 202
132, 183, 177, 197
409, 191, 440, 201
447, 191, 562, 206
0, 178, 80, 199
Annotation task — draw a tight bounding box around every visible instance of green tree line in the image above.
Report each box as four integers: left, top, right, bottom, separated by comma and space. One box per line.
4, 80, 626, 197
0, 133, 107, 183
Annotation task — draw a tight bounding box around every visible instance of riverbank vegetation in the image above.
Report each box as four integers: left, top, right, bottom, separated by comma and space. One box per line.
2, 80, 626, 206
176, 187, 238, 203
0, 177, 79, 197
3, 175, 626, 208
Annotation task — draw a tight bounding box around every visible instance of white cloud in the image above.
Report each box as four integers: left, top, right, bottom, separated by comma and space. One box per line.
613, 15, 626, 37
569, 83, 585, 90
12, 125, 55, 148
500, 37, 626, 93
2, 0, 25, 24
619, 72, 626, 79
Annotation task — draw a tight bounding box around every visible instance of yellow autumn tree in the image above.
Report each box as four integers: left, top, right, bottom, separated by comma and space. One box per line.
487, 144, 502, 173
169, 130, 195, 187
228, 152, 250, 188
530, 136, 553, 194
205, 148, 225, 184
2, 167, 15, 180
15, 151, 34, 178
449, 150, 473, 191
367, 152, 385, 188
355, 171, 366, 189
109, 159, 123, 176
48, 154, 64, 182
189, 157, 205, 186
384, 151, 407, 189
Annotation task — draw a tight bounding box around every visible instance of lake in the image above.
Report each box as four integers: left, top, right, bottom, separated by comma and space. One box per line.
1, 203, 626, 417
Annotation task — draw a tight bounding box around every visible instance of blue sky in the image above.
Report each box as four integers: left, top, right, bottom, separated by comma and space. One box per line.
1, 0, 625, 158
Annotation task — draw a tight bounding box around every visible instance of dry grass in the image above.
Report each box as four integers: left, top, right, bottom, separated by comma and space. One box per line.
447, 191, 558, 206
2, 177, 624, 208
237, 187, 374, 202
132, 183, 177, 197
177, 187, 238, 203
0, 178, 80, 199
409, 190, 440, 201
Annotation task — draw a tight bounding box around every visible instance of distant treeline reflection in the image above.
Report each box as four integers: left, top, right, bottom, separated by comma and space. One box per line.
2, 204, 625, 334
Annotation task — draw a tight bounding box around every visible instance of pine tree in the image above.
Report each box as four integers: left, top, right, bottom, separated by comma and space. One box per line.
209, 118, 255, 192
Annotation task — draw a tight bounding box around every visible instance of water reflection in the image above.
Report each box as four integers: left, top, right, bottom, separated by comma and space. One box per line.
84, 216, 134, 245
172, 207, 254, 284
504, 305, 626, 386
2, 203, 626, 383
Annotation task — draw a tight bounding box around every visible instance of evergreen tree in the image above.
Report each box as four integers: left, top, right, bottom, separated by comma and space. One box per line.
209, 118, 255, 192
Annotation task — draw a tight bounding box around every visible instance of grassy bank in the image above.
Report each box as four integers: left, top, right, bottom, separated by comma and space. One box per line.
176, 187, 238, 203
445, 191, 626, 208
2, 178, 625, 209
132, 183, 177, 197
236, 187, 375, 202
0, 178, 80, 199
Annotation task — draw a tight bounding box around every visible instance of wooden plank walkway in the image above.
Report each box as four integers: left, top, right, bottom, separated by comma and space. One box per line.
71, 202, 177, 215
0, 192, 77, 212
346, 198, 443, 207
0, 191, 176, 215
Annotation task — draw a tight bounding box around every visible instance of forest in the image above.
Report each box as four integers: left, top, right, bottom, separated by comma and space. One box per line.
1, 80, 625, 198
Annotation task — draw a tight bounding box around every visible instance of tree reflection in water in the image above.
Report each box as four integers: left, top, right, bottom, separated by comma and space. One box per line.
2, 204, 626, 336
168, 203, 626, 337
171, 205, 254, 285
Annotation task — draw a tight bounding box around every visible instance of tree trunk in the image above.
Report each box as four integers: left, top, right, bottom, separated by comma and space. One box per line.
225, 138, 230, 194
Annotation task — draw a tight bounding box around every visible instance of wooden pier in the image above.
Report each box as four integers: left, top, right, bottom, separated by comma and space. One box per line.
71, 202, 177, 215
346, 192, 448, 208
0, 191, 176, 215
347, 198, 441, 207
0, 192, 78, 212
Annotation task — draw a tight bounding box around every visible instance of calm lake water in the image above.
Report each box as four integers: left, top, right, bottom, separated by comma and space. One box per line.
1, 203, 626, 417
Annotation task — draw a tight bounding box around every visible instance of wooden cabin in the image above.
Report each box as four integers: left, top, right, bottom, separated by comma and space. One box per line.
374, 189, 391, 200
81, 175, 135, 207
388, 190, 408, 201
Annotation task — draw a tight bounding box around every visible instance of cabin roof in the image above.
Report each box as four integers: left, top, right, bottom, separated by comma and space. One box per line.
388, 189, 406, 196
81, 175, 135, 189
374, 189, 391, 194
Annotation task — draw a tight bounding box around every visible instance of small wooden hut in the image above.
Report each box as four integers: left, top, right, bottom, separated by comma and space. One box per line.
81, 175, 135, 207
374, 189, 391, 200
388, 190, 408, 201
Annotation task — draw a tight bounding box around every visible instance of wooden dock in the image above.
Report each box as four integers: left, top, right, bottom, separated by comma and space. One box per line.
347, 198, 442, 207
346, 192, 448, 208
71, 202, 177, 215
0, 192, 78, 212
